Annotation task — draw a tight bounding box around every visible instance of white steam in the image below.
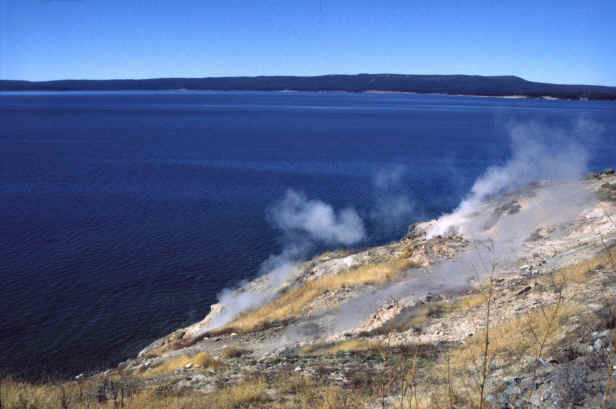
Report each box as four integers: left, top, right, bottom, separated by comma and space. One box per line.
321, 119, 603, 340
374, 164, 406, 190
202, 190, 365, 331
371, 165, 416, 230
204, 243, 308, 331
427, 120, 594, 239
269, 190, 365, 245
203, 118, 604, 341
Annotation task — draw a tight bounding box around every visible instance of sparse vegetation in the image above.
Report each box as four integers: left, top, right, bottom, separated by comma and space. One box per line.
206, 378, 268, 408
208, 258, 416, 335
0, 376, 267, 409
4, 209, 616, 408
551, 248, 615, 284
141, 352, 221, 377
279, 376, 366, 409
452, 293, 488, 312
301, 339, 381, 356
318, 248, 355, 260
221, 346, 246, 359
1, 279, 613, 409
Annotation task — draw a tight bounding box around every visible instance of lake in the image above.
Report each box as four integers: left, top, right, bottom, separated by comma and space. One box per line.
1, 91, 614, 379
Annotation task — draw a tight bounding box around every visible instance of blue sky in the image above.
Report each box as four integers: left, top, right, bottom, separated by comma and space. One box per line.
1, 0, 615, 85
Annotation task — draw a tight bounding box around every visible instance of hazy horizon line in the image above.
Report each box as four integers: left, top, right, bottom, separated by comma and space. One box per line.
2, 73, 615, 88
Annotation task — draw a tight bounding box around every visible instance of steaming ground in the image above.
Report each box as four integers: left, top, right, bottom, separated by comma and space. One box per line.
131, 167, 616, 367
80, 119, 616, 408
199, 189, 366, 332
85, 162, 616, 407
186, 120, 601, 342
197, 166, 415, 334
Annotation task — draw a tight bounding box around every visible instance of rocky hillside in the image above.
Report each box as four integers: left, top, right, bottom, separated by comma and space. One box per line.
4, 170, 616, 408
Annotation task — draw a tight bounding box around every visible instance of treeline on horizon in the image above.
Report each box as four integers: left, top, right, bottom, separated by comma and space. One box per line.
1, 74, 616, 100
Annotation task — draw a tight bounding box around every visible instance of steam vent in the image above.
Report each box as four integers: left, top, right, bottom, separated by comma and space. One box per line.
79, 169, 616, 408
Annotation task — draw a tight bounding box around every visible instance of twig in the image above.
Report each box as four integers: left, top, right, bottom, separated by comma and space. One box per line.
478, 241, 495, 409
478, 266, 493, 409
601, 329, 616, 409
447, 354, 455, 408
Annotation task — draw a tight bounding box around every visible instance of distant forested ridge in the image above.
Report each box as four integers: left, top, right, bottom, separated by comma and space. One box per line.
1, 74, 615, 100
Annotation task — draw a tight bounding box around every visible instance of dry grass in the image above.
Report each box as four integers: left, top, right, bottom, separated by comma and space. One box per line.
142, 342, 172, 359
0, 376, 268, 409
206, 378, 268, 409
551, 249, 614, 284
451, 293, 487, 312
301, 339, 381, 356
391, 299, 582, 409
376, 294, 486, 336
318, 248, 354, 260
451, 302, 579, 371
407, 294, 486, 328
413, 300, 581, 408
388, 303, 443, 333
0, 378, 69, 409
221, 346, 246, 359
216, 258, 415, 334
141, 352, 221, 377
276, 375, 366, 409
142, 329, 187, 358
298, 385, 362, 409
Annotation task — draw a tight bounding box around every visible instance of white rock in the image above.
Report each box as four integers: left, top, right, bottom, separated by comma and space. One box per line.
591, 330, 611, 338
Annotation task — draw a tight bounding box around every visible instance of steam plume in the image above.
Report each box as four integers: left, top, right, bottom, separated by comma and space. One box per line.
205, 118, 603, 341
427, 120, 594, 239
269, 190, 365, 245
371, 165, 416, 231
325, 118, 603, 338
202, 189, 365, 331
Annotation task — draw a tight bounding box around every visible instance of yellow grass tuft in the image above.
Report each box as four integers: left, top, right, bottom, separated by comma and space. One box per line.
450, 302, 580, 371
451, 293, 487, 312
221, 346, 245, 359
220, 258, 415, 333
552, 249, 614, 284
318, 248, 354, 260
388, 295, 485, 334
0, 378, 61, 409
205, 378, 268, 409
274, 375, 365, 409
142, 342, 172, 359
141, 351, 221, 376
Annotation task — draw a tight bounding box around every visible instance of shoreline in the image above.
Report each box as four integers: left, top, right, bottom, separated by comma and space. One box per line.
0, 88, 596, 101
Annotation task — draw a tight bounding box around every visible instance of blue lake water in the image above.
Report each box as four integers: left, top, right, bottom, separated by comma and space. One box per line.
1, 91, 615, 379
